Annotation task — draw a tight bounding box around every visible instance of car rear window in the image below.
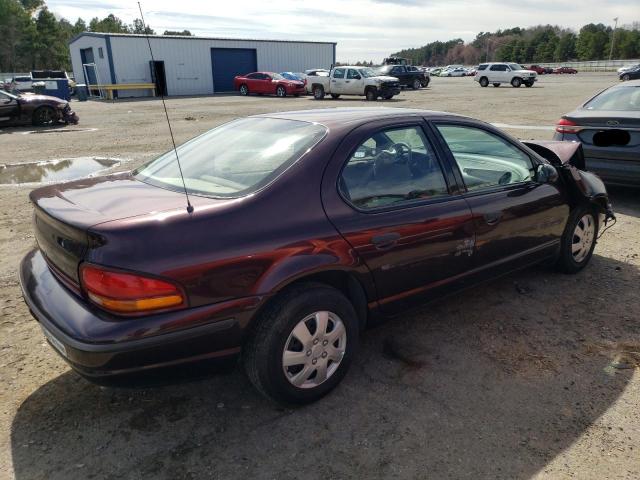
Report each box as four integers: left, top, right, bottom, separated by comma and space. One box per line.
134, 118, 327, 198
585, 85, 640, 111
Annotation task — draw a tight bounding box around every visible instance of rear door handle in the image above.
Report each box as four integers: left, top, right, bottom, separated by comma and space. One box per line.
483, 212, 502, 226
371, 232, 401, 250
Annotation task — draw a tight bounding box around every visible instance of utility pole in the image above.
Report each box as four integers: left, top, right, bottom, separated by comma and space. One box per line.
609, 17, 619, 60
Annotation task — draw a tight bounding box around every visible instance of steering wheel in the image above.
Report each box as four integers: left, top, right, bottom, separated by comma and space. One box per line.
373, 142, 413, 178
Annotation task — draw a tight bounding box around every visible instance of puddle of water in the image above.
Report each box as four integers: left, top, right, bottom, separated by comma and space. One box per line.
0, 157, 123, 185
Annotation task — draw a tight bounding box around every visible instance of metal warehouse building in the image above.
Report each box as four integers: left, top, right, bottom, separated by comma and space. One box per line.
69, 33, 336, 97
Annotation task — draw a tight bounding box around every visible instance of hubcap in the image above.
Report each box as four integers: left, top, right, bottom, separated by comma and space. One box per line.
282, 311, 347, 389
572, 214, 595, 263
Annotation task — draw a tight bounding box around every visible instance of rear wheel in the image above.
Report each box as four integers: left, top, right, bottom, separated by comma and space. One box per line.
511, 77, 522, 88
32, 106, 56, 126
479, 77, 489, 87
243, 284, 359, 405
365, 87, 377, 101
422, 78, 430, 87
492, 83, 500, 87
330, 94, 340, 99
313, 85, 325, 100
412, 78, 421, 89
556, 206, 598, 274
383, 94, 394, 100
276, 85, 286, 97
239, 84, 249, 96
525, 81, 533, 88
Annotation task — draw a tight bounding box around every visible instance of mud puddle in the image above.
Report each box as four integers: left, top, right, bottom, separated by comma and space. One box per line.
0, 157, 124, 185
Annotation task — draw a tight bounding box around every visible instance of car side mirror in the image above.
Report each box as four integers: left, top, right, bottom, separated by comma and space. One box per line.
535, 163, 559, 184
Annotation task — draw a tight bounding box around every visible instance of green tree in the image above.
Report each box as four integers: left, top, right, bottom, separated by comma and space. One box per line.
131, 18, 154, 34
554, 33, 577, 61
88, 14, 131, 33
576, 23, 610, 60
72, 18, 86, 35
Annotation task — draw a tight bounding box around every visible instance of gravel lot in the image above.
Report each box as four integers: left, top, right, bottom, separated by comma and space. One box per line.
1, 73, 639, 480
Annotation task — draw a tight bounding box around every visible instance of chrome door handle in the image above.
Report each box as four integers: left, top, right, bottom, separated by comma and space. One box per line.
371, 232, 401, 250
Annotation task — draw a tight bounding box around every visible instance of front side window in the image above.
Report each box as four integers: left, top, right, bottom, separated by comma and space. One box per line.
333, 68, 346, 79
347, 69, 361, 79
436, 125, 534, 191
340, 126, 449, 210
135, 118, 327, 198
478, 64, 488, 71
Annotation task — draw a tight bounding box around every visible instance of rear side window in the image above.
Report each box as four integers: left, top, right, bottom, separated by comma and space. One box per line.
340, 126, 449, 210
490, 64, 507, 71
347, 69, 361, 79
436, 125, 534, 191
333, 68, 346, 79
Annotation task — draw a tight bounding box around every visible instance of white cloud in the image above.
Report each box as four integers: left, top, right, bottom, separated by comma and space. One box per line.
48, 0, 638, 62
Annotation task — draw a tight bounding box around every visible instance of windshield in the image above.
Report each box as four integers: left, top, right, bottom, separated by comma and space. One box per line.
359, 68, 377, 78
585, 85, 640, 111
509, 64, 523, 71
134, 118, 327, 198
271, 73, 284, 80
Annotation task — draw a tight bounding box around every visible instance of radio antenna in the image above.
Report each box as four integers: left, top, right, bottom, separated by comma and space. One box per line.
137, 2, 193, 214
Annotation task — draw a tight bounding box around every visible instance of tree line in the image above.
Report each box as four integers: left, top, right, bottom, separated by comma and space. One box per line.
0, 0, 192, 72
394, 23, 640, 66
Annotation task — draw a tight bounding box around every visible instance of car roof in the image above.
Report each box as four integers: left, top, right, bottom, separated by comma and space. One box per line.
610, 79, 640, 87
255, 107, 468, 126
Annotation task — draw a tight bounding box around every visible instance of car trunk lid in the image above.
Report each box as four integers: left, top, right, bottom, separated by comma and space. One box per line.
29, 172, 204, 285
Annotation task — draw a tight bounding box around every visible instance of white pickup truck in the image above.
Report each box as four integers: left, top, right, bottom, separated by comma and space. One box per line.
308, 66, 401, 101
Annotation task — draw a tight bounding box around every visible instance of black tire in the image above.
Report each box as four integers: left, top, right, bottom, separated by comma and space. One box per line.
422, 78, 430, 87
383, 95, 394, 100
412, 78, 421, 89
243, 283, 359, 405
330, 94, 340, 99
556, 205, 599, 274
239, 84, 249, 96
525, 82, 533, 88
365, 87, 377, 101
313, 85, 325, 100
622, 74, 630, 81
511, 77, 522, 88
492, 83, 500, 87
276, 85, 286, 98
32, 106, 56, 126
479, 77, 489, 87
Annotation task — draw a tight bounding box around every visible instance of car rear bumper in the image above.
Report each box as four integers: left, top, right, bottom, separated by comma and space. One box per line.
19, 249, 261, 378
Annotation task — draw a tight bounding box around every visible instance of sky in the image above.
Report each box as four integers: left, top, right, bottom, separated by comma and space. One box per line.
48, 0, 639, 62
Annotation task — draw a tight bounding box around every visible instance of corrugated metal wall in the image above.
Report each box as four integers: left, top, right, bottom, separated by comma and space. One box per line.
69, 34, 335, 97
69, 35, 110, 87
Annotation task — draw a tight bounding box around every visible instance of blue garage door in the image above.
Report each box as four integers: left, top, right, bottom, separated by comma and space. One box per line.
211, 48, 257, 92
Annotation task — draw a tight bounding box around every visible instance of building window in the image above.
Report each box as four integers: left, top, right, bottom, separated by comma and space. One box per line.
98, 47, 104, 59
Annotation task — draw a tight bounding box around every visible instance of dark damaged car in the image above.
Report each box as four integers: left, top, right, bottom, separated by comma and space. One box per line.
20, 108, 614, 405
0, 89, 78, 127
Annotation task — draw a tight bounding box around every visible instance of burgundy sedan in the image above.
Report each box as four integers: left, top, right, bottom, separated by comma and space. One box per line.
233, 72, 306, 97
0, 89, 78, 126
20, 108, 613, 404
554, 67, 578, 74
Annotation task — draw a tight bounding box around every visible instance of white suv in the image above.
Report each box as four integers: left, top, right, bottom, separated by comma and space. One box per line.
474, 62, 537, 88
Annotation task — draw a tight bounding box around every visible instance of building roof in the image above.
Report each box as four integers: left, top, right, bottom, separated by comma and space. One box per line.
69, 32, 336, 46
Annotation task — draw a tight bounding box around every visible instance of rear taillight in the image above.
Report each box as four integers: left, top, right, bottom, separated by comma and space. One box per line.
556, 118, 582, 134
80, 264, 185, 314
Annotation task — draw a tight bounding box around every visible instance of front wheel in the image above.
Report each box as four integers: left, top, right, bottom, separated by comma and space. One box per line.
365, 88, 377, 101
32, 106, 56, 126
622, 74, 631, 81
412, 78, 421, 89
556, 206, 598, 274
239, 84, 249, 96
511, 77, 522, 88
313, 85, 325, 100
276, 85, 287, 97
243, 284, 359, 405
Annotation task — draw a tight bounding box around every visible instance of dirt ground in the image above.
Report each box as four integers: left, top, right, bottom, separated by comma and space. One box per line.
1, 73, 639, 480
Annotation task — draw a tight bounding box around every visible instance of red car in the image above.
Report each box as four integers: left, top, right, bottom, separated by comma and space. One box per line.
233, 72, 306, 97
554, 67, 578, 74
529, 65, 546, 74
